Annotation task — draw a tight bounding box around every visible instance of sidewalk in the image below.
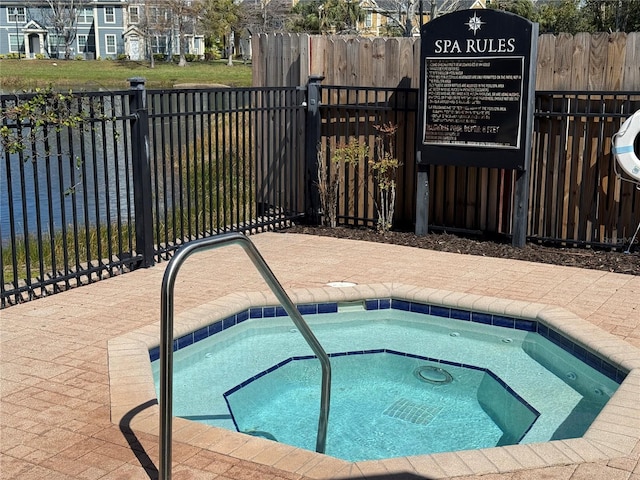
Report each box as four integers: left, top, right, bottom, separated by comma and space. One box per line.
2, 232, 640, 479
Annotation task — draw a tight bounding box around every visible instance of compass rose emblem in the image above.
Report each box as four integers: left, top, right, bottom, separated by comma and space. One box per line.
466, 12, 484, 35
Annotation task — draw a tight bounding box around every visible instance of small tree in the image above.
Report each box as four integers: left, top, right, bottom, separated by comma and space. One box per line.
200, 0, 241, 66
165, 0, 201, 66
316, 139, 367, 227
317, 126, 400, 232
38, 0, 91, 59
0, 87, 95, 194
369, 123, 401, 233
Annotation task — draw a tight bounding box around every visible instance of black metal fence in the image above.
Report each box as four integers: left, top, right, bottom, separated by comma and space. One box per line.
145, 84, 306, 261
2, 80, 638, 307
318, 85, 419, 230
318, 86, 640, 247
1, 82, 306, 307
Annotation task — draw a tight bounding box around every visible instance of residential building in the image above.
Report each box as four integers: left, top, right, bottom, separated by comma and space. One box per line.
0, 0, 204, 60
358, 0, 486, 37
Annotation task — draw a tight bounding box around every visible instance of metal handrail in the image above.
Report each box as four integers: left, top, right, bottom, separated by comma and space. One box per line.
158, 233, 331, 480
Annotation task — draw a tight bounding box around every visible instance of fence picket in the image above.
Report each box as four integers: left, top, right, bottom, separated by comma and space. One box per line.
372, 37, 387, 87
554, 33, 574, 90
588, 33, 609, 90
605, 33, 627, 91
623, 33, 640, 90
535, 35, 556, 90
570, 33, 591, 90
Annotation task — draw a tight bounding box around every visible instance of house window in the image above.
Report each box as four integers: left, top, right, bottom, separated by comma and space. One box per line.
8, 34, 24, 53
129, 6, 139, 24
77, 7, 93, 24
7, 7, 26, 23
105, 34, 116, 54
365, 12, 372, 28
151, 36, 167, 54
105, 6, 115, 23
150, 7, 168, 23
77, 34, 88, 52
48, 33, 64, 55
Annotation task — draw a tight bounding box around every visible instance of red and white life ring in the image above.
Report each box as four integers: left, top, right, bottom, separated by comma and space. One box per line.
613, 109, 640, 183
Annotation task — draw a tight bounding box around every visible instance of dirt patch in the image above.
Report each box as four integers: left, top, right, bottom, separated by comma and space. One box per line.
283, 226, 640, 276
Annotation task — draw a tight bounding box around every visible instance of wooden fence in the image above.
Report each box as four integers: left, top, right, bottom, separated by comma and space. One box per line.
252, 33, 640, 90
252, 33, 640, 247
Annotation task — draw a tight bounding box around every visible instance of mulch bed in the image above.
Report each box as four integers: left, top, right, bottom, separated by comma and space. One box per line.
283, 225, 640, 276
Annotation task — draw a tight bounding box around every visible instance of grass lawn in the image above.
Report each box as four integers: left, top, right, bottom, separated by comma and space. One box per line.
0, 58, 252, 91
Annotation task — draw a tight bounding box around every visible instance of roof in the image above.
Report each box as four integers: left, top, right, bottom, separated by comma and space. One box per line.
438, 0, 486, 14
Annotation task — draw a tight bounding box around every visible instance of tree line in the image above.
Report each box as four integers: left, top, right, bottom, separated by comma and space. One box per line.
488, 0, 640, 34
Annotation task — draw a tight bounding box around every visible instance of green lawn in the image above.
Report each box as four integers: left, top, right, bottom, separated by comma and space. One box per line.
0, 58, 252, 91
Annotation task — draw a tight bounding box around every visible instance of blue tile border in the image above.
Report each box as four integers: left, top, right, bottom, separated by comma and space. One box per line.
222, 349, 540, 444
147, 297, 626, 383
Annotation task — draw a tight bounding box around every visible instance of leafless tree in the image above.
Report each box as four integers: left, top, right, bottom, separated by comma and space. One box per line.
378, 0, 422, 36
134, 0, 174, 67
166, 0, 202, 66
239, 0, 291, 34
34, 0, 92, 59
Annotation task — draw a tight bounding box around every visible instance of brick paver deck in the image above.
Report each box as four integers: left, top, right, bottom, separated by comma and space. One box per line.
2, 232, 640, 479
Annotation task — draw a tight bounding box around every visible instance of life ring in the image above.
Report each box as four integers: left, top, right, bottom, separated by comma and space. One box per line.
613, 109, 640, 183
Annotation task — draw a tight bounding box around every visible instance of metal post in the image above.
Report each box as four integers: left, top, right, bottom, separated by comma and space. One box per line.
305, 75, 324, 224
129, 77, 155, 267
511, 21, 538, 248
512, 168, 530, 247
159, 233, 331, 480
415, 157, 429, 236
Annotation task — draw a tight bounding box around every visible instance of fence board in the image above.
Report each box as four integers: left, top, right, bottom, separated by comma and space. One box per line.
372, 37, 387, 87
412, 39, 421, 88
334, 38, 348, 85
605, 33, 627, 91
299, 34, 310, 86
622, 32, 640, 90
478, 168, 488, 230
255, 35, 267, 88
535, 35, 555, 90
566, 116, 586, 240
559, 104, 572, 240
554, 33, 574, 90
347, 38, 360, 86
282, 34, 293, 87
385, 38, 401, 88
588, 33, 608, 90
570, 33, 591, 90
359, 40, 373, 89
309, 35, 325, 79
399, 38, 414, 86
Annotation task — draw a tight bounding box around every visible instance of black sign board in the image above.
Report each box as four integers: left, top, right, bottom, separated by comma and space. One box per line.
418, 9, 538, 170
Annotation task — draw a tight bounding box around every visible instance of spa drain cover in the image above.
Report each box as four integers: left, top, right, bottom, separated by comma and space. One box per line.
383, 398, 443, 425
414, 365, 453, 384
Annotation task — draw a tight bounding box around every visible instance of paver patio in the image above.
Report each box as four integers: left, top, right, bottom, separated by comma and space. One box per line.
2, 232, 640, 479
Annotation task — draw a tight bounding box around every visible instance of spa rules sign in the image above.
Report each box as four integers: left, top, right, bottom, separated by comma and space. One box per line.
418, 9, 538, 170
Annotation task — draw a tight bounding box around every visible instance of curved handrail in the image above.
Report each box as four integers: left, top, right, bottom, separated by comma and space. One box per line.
158, 233, 331, 480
